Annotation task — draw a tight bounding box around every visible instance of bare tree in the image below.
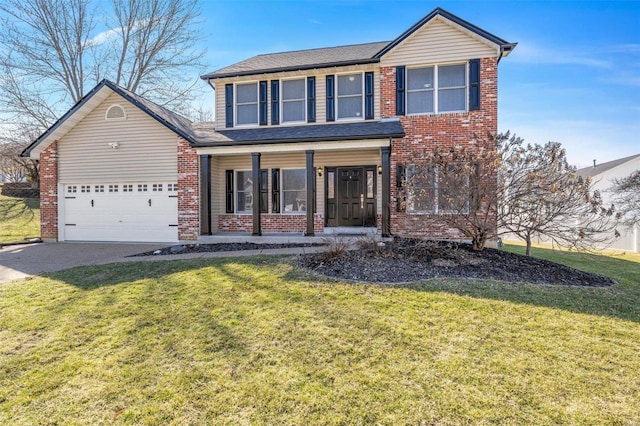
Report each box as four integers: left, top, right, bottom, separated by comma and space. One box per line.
399, 132, 619, 255
611, 170, 640, 227
497, 136, 619, 256
399, 142, 500, 251
0, 127, 41, 186
0, 0, 205, 136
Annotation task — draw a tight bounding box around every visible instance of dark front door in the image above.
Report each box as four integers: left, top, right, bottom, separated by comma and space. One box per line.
326, 166, 377, 227
337, 168, 364, 226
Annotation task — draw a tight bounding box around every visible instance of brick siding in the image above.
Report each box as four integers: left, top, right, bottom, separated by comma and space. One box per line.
177, 138, 200, 241
381, 58, 499, 239
39, 141, 59, 240
218, 214, 325, 234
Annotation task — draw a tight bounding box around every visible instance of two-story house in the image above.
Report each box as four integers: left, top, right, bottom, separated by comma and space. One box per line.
22, 7, 515, 243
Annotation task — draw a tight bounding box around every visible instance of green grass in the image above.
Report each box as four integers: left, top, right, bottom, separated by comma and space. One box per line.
1, 247, 639, 424
0, 190, 40, 243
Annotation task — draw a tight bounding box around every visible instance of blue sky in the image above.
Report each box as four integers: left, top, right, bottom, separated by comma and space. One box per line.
197, 0, 640, 168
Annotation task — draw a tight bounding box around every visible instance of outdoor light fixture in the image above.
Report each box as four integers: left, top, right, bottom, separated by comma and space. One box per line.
378, 165, 383, 175
317, 166, 323, 177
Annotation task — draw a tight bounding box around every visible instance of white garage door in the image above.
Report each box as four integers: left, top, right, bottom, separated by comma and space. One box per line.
63, 183, 178, 242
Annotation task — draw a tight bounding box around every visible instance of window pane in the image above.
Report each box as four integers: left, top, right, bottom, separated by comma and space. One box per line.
237, 104, 258, 125
283, 169, 305, 190
282, 79, 305, 100
439, 64, 465, 88
337, 74, 362, 96
367, 170, 374, 198
407, 91, 434, 114
283, 100, 305, 122
236, 171, 253, 213
407, 67, 434, 90
282, 169, 306, 213
407, 165, 436, 213
438, 88, 465, 112
338, 96, 363, 119
327, 171, 335, 199
236, 83, 257, 103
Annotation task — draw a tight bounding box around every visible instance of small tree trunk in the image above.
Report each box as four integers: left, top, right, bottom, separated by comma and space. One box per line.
525, 235, 532, 256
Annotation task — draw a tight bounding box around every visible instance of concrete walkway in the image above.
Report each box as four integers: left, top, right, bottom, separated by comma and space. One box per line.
0, 241, 328, 284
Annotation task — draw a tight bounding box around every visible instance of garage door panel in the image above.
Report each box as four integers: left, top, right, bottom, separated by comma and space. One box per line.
63, 183, 179, 242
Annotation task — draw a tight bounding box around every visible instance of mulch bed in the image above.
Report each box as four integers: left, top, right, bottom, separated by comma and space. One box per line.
131, 242, 325, 257
298, 238, 616, 287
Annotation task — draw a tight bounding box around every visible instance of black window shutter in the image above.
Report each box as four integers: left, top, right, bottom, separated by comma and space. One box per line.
326, 75, 335, 122
271, 80, 280, 125
307, 76, 316, 123
259, 169, 268, 212
469, 59, 480, 111
271, 168, 280, 213
365, 71, 374, 119
395, 66, 405, 116
396, 164, 405, 212
225, 170, 234, 213
259, 81, 268, 125
225, 84, 234, 128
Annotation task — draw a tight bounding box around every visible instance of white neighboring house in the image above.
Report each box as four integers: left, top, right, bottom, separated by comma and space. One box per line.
576, 154, 640, 253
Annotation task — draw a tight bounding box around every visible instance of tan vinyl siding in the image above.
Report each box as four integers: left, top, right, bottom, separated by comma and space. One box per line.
213, 64, 379, 131
211, 149, 382, 215
380, 18, 498, 66
58, 93, 178, 183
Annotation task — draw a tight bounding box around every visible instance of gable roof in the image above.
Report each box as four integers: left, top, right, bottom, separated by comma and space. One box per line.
201, 7, 516, 80
576, 153, 640, 179
374, 7, 516, 58
21, 80, 196, 158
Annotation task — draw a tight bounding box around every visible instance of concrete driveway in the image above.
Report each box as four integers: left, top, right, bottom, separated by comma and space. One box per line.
0, 242, 165, 283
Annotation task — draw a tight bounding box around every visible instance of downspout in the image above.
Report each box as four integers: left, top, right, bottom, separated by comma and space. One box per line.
206, 78, 215, 92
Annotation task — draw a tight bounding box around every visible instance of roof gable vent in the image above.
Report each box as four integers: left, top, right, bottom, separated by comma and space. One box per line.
105, 104, 126, 120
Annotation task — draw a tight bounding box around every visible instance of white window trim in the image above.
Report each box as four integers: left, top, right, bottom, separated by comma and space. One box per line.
105, 104, 127, 121
234, 81, 260, 127
280, 77, 307, 124
336, 72, 365, 121
406, 62, 468, 116
235, 170, 253, 214
281, 168, 307, 215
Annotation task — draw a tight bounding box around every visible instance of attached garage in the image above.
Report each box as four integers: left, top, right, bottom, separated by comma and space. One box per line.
62, 182, 178, 242
21, 80, 200, 243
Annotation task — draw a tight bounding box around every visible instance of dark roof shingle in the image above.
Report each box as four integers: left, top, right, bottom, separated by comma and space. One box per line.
192, 120, 404, 147
201, 41, 390, 79
576, 154, 640, 179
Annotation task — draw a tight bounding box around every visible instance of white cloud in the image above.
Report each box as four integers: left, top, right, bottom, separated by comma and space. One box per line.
510, 42, 612, 69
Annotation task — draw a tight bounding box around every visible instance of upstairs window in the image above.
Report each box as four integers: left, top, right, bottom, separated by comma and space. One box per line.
281, 78, 306, 123
407, 64, 467, 114
337, 73, 363, 119
236, 82, 258, 126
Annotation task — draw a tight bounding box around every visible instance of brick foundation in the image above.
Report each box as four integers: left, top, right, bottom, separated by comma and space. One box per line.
177, 138, 200, 241
39, 141, 59, 240
218, 214, 324, 234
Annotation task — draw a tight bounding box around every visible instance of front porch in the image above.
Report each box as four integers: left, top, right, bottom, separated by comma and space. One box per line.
195, 141, 394, 238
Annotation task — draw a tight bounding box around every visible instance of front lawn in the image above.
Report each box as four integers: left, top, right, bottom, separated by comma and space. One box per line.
0, 191, 40, 243
0, 247, 638, 424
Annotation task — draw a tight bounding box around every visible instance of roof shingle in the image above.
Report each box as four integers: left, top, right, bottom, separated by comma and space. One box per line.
201, 41, 390, 79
